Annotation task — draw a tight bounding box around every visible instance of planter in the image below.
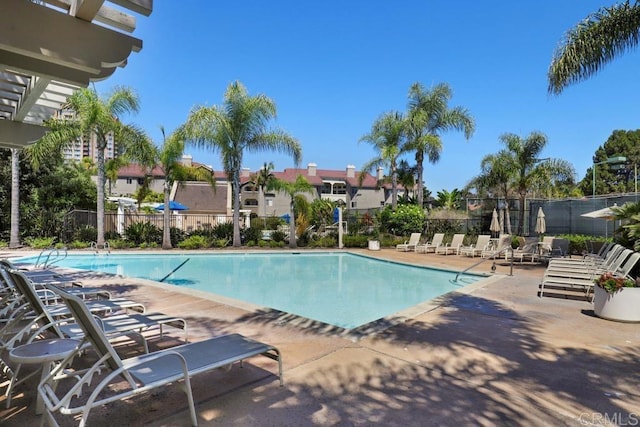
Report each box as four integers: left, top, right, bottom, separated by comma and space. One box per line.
593, 285, 640, 322
368, 240, 380, 251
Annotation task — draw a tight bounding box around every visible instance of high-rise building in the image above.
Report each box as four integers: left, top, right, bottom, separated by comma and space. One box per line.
56, 108, 117, 163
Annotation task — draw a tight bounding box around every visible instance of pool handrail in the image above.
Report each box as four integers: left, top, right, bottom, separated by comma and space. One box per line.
454, 246, 513, 282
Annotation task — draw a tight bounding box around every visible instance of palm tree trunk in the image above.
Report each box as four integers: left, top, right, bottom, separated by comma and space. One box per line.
518, 193, 526, 235
289, 199, 297, 249
391, 162, 398, 209
232, 171, 241, 247
162, 182, 172, 249
416, 150, 424, 208
96, 147, 106, 248
9, 149, 20, 248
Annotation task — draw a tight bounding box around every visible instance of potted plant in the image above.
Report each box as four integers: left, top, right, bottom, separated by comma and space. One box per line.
593, 272, 640, 322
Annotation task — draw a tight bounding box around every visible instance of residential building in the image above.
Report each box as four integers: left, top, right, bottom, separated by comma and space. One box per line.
239, 163, 401, 217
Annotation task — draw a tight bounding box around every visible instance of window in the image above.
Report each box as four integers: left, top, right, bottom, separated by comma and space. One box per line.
244, 184, 258, 192
333, 183, 347, 194
126, 178, 132, 184
137, 178, 144, 185
351, 201, 357, 208
244, 199, 258, 206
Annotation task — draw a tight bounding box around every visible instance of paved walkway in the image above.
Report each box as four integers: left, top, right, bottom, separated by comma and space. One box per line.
1, 249, 639, 426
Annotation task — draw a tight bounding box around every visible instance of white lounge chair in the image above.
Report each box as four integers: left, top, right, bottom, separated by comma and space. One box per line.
416, 233, 444, 253
436, 234, 465, 255
38, 285, 283, 427
540, 251, 640, 302
481, 234, 512, 259
508, 237, 540, 263
396, 233, 422, 252
2, 270, 188, 407
459, 235, 491, 258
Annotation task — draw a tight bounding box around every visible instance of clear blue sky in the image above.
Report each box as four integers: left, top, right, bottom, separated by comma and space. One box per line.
96, 1, 640, 193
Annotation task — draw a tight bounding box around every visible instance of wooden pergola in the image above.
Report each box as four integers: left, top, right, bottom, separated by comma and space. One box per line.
0, 0, 152, 149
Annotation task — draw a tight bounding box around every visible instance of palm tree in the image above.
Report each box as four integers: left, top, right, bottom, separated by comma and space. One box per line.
359, 111, 407, 209
474, 150, 518, 234
267, 175, 315, 248
499, 132, 575, 235
156, 128, 187, 249
548, 1, 640, 94
28, 86, 147, 248
105, 157, 127, 195
406, 82, 475, 208
252, 161, 275, 218
182, 81, 301, 247
396, 159, 417, 200
436, 188, 463, 210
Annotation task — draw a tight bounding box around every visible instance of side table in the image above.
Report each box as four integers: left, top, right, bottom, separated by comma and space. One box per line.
9, 338, 80, 414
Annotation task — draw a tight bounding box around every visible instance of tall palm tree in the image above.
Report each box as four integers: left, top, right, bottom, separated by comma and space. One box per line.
359, 111, 407, 209
548, 1, 640, 94
28, 86, 147, 248
156, 128, 187, 249
268, 175, 315, 248
499, 132, 575, 235
182, 81, 301, 247
406, 82, 475, 208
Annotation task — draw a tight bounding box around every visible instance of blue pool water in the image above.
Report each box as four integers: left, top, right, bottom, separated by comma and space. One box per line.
16, 252, 483, 329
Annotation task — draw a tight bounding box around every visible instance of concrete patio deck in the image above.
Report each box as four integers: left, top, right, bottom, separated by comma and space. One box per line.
1, 249, 639, 426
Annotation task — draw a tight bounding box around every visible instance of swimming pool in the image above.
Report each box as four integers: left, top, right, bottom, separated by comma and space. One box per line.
16, 252, 484, 329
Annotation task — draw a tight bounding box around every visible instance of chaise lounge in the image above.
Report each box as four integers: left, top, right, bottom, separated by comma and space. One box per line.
38, 285, 283, 427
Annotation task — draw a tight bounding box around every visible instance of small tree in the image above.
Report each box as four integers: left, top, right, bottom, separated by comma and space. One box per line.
268, 175, 315, 248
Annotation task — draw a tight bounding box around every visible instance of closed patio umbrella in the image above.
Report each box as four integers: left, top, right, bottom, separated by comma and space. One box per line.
535, 207, 546, 235
490, 208, 500, 236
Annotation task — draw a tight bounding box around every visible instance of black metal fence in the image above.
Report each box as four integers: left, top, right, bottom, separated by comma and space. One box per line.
60, 193, 638, 242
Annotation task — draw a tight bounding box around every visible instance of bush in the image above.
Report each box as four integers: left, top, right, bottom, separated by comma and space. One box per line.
104, 230, 121, 241
557, 234, 609, 255
212, 238, 229, 248
271, 230, 286, 243
343, 235, 369, 248
125, 222, 162, 245
177, 235, 210, 249
243, 227, 262, 244
379, 204, 426, 236
73, 225, 97, 242
66, 240, 90, 249
25, 237, 56, 249
211, 222, 234, 240
108, 239, 131, 249
308, 235, 338, 248
170, 227, 186, 246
